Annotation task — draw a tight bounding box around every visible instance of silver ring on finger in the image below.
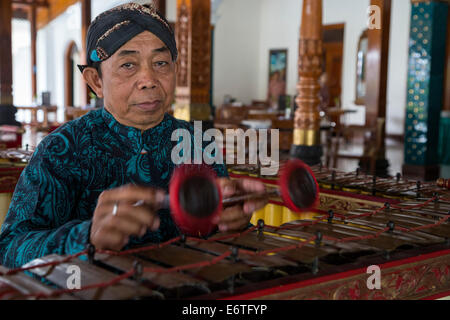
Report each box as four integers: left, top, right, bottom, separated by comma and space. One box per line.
112, 202, 119, 216
133, 200, 144, 207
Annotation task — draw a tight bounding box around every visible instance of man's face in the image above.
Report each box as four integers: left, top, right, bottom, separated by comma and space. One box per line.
93, 31, 177, 130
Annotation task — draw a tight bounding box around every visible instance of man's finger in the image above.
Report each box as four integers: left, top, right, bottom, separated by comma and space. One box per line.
235, 178, 266, 194
214, 205, 243, 224
216, 178, 237, 198
91, 229, 127, 251
99, 185, 166, 207
105, 214, 149, 238
107, 203, 160, 228
243, 199, 267, 215
219, 219, 250, 233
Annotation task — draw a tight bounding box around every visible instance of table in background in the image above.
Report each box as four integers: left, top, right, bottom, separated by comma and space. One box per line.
16, 105, 58, 129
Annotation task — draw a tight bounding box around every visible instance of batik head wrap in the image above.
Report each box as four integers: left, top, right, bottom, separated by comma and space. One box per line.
78, 2, 177, 74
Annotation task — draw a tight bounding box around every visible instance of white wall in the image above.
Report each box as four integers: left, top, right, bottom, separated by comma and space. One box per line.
35, 0, 131, 123
322, 0, 369, 125
36, 2, 82, 123
213, 0, 262, 107
213, 0, 411, 134
166, 0, 177, 22
256, 0, 303, 106
32, 0, 410, 134
386, 0, 410, 135
12, 19, 32, 109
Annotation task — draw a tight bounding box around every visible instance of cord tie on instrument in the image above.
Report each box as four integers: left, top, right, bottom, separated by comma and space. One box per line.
257, 219, 265, 235
331, 170, 336, 189
327, 210, 334, 224
416, 181, 421, 198
433, 193, 439, 203
387, 221, 395, 233
87, 244, 96, 264
312, 256, 319, 275
133, 261, 143, 282
315, 231, 323, 246
230, 246, 239, 263
179, 233, 186, 247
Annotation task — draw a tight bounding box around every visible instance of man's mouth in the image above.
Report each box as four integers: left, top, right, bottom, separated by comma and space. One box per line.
133, 100, 162, 112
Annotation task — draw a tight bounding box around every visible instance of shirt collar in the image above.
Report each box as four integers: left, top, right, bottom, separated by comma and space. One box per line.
101, 107, 172, 151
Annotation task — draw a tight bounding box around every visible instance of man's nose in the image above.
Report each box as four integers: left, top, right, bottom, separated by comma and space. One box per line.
136, 67, 158, 90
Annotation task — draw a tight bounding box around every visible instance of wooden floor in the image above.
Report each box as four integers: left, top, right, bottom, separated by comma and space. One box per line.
332, 136, 403, 176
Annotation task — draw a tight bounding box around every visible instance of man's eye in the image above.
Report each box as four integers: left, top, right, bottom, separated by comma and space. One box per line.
121, 63, 134, 69
154, 61, 169, 67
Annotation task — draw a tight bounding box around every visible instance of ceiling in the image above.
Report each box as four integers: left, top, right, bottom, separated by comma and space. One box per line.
12, 0, 78, 30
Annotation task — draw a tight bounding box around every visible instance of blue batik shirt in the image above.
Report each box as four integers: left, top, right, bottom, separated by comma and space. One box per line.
0, 108, 227, 268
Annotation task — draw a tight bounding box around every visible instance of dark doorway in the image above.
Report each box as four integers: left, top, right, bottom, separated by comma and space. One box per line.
322, 24, 345, 108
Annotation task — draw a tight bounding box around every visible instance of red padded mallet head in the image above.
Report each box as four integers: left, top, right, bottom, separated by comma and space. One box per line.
169, 164, 223, 237
278, 159, 320, 212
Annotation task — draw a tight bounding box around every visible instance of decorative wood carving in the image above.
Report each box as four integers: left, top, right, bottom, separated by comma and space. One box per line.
177, 0, 189, 89
254, 252, 450, 300
30, 3, 37, 100
293, 0, 323, 147
190, 2, 211, 105
175, 0, 212, 121
0, 0, 13, 105
81, 0, 91, 106
152, 0, 166, 18
64, 41, 78, 109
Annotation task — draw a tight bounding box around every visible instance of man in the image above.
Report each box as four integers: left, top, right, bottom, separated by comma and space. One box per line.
0, 3, 267, 269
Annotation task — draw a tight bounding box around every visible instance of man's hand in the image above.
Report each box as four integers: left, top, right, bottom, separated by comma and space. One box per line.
213, 178, 268, 232
90, 184, 165, 251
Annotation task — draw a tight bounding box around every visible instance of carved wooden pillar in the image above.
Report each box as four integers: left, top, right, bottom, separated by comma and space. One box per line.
30, 3, 37, 101
153, 0, 166, 18
0, 0, 13, 106
290, 0, 323, 166
81, 0, 91, 106
359, 0, 391, 177
174, 0, 212, 122
0, 0, 19, 126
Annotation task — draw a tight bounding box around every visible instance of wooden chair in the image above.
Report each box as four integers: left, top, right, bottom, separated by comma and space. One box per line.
325, 116, 381, 175
65, 106, 98, 122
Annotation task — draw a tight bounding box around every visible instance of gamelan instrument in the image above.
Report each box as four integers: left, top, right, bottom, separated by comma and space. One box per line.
167, 159, 319, 236
1, 162, 449, 300
437, 178, 450, 190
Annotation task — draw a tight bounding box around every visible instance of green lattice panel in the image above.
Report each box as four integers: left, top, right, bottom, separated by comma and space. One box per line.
404, 1, 448, 166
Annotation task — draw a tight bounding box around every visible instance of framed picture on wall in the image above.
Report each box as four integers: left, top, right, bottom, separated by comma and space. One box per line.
268, 49, 287, 109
